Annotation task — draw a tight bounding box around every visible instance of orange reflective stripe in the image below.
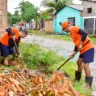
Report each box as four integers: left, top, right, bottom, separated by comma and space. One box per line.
80, 37, 94, 54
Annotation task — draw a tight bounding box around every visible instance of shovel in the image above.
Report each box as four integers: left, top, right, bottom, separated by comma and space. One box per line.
13, 39, 24, 68
57, 40, 90, 71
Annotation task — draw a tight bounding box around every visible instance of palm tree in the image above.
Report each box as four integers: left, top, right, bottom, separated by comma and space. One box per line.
41, 0, 73, 12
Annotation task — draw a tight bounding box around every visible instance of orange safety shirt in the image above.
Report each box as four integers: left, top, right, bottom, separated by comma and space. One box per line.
70, 26, 94, 54
0, 28, 20, 46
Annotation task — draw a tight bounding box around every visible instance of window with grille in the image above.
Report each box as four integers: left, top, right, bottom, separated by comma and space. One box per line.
87, 8, 92, 13
84, 18, 94, 34
68, 17, 75, 26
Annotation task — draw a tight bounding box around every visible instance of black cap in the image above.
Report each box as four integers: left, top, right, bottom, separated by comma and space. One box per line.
21, 29, 28, 35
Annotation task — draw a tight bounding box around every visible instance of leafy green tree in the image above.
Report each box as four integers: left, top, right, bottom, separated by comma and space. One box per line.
8, 12, 12, 26
11, 15, 19, 25
41, 0, 73, 12
14, 10, 19, 16
12, 10, 21, 25
17, 1, 37, 22
41, 0, 73, 20
41, 10, 52, 20
8, 10, 21, 26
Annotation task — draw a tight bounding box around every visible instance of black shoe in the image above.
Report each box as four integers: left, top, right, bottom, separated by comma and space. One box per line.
85, 76, 93, 88
75, 71, 82, 81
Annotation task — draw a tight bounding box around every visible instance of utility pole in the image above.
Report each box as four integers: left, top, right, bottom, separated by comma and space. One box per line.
22, 0, 24, 21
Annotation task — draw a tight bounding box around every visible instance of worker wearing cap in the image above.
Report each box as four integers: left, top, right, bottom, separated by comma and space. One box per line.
61, 22, 94, 88
0, 27, 28, 66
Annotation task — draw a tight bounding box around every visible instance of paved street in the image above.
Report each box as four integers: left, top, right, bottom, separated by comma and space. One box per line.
23, 34, 96, 92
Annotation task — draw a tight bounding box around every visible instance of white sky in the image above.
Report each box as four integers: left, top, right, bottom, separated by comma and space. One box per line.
8, 0, 82, 14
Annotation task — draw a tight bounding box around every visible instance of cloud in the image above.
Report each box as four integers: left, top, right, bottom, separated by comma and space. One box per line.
8, 0, 43, 14
8, 0, 20, 14
8, 0, 82, 14
73, 0, 82, 4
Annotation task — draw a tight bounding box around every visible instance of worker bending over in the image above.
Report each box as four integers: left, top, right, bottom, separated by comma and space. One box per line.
0, 27, 28, 66
61, 22, 94, 88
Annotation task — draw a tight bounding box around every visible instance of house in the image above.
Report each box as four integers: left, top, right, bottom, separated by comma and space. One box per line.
54, 5, 84, 34
0, 0, 7, 38
54, 0, 96, 35
82, 0, 96, 16
82, 0, 96, 35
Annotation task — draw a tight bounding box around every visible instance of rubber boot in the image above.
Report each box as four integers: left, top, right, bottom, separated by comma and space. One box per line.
85, 76, 93, 88
75, 71, 82, 81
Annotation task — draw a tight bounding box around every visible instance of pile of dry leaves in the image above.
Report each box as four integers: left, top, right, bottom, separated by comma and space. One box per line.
0, 68, 83, 96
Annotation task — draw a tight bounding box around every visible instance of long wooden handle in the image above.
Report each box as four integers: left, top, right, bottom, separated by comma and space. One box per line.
57, 58, 71, 71
13, 39, 19, 55
13, 39, 23, 67
57, 40, 90, 71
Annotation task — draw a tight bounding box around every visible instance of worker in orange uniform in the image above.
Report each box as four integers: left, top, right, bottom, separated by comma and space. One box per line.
0, 27, 28, 66
61, 22, 94, 88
